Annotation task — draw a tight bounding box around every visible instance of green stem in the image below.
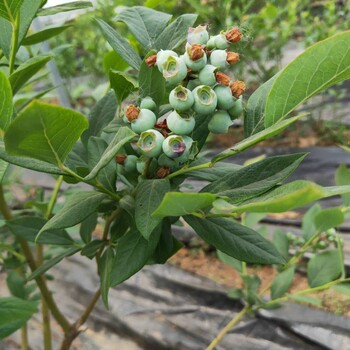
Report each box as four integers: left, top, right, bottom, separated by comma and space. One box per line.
205, 305, 250, 350
166, 161, 212, 180
336, 233, 346, 279
9, 13, 20, 75
21, 324, 29, 350
46, 176, 63, 219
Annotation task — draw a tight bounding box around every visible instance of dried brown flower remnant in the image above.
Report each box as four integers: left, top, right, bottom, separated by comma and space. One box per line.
156, 166, 170, 178
226, 27, 242, 43
215, 72, 231, 86
188, 44, 204, 61
230, 80, 246, 98
226, 52, 240, 65
146, 55, 157, 67
125, 105, 140, 122
116, 154, 127, 165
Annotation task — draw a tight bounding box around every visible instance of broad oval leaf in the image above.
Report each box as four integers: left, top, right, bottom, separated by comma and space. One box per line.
135, 179, 170, 239
265, 31, 350, 127
203, 153, 307, 203
0, 70, 12, 132
110, 70, 137, 105
152, 192, 217, 218
314, 207, 344, 232
4, 101, 88, 166
307, 250, 343, 288
302, 204, 322, 240
37, 191, 107, 239
96, 18, 142, 71
271, 266, 295, 299
115, 6, 172, 51
184, 216, 284, 265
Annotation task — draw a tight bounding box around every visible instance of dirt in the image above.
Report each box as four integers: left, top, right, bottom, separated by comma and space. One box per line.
169, 247, 350, 316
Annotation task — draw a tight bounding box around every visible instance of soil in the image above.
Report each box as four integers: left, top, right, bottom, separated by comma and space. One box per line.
169, 247, 350, 316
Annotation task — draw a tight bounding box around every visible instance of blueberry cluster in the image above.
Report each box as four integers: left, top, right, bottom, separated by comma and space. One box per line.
118, 25, 245, 178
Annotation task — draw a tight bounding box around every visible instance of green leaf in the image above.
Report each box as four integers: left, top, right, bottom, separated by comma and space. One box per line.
271, 266, 295, 299
22, 25, 71, 45
0, 297, 37, 340
307, 250, 342, 288
99, 246, 115, 308
9, 56, 51, 94
287, 294, 322, 307
139, 50, 165, 106
79, 212, 97, 244
265, 31, 350, 127
7, 217, 74, 245
244, 74, 277, 137
0, 0, 24, 22
87, 137, 116, 192
191, 113, 211, 151
302, 204, 322, 240
38, 1, 92, 16
96, 18, 142, 71
109, 70, 137, 105
332, 283, 350, 296
4, 101, 88, 166
0, 70, 12, 132
217, 250, 242, 272
203, 153, 307, 203
37, 191, 107, 239
272, 229, 290, 260
84, 127, 136, 181
28, 247, 80, 280
233, 181, 350, 213
110, 210, 131, 242
335, 164, 350, 206
0, 141, 66, 175
81, 240, 105, 259
0, 160, 8, 183
135, 179, 170, 239
110, 225, 161, 286
314, 208, 344, 232
103, 50, 129, 74
212, 114, 306, 163
6, 271, 26, 299
155, 14, 198, 50
81, 90, 117, 146
184, 216, 284, 265
115, 6, 171, 51
152, 192, 217, 218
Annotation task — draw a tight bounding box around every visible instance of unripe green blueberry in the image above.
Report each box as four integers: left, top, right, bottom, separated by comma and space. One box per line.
156, 50, 178, 72
187, 25, 209, 45
169, 85, 194, 112
192, 85, 217, 115
131, 109, 156, 134
214, 85, 235, 110
214, 34, 229, 49
162, 56, 188, 85
162, 135, 187, 158
136, 158, 146, 174
137, 129, 164, 158
315, 241, 328, 250
206, 35, 216, 50
208, 110, 232, 134
183, 51, 207, 71
187, 78, 201, 90
228, 97, 243, 119
198, 64, 218, 86
174, 136, 194, 164
140, 96, 156, 111
124, 155, 138, 173
210, 50, 229, 69
166, 110, 195, 135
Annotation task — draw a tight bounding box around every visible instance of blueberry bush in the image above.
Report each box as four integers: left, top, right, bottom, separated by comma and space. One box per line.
0, 2, 350, 350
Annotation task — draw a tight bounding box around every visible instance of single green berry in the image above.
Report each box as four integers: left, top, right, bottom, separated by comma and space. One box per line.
162, 56, 188, 85
166, 110, 195, 135
131, 109, 156, 134
183, 44, 207, 71
228, 97, 243, 119
156, 50, 178, 72
208, 110, 232, 134
169, 86, 194, 112
136, 158, 146, 174
174, 135, 195, 164
198, 64, 218, 86
187, 25, 209, 45
192, 85, 217, 115
206, 35, 216, 49
210, 49, 229, 69
140, 96, 157, 111
315, 241, 328, 250
214, 85, 235, 110
137, 129, 164, 158
162, 135, 187, 158
214, 34, 229, 49
124, 155, 138, 173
